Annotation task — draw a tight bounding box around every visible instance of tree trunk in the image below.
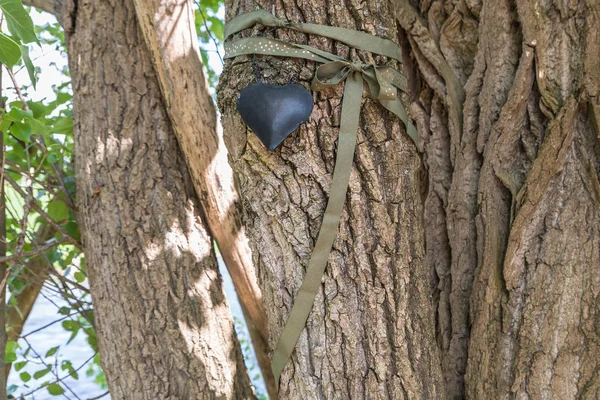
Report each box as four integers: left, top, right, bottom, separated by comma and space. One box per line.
218, 1, 445, 398
130, 1, 276, 395
395, 0, 600, 398
61, 0, 255, 398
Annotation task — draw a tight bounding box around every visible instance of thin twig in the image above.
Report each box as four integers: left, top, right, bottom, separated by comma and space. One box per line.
0, 236, 72, 265
0, 43, 8, 400
20, 313, 77, 339
17, 337, 91, 400
5, 164, 64, 198
47, 269, 90, 294
194, 1, 224, 65
56, 277, 94, 327
5, 66, 76, 210
5, 68, 28, 108
87, 391, 110, 400
4, 174, 81, 249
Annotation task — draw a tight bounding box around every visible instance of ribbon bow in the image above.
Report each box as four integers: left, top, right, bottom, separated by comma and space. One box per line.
224, 22, 417, 144
223, 9, 417, 388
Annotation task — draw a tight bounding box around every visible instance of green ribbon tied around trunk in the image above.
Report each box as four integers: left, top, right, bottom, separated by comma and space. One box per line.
224, 9, 417, 389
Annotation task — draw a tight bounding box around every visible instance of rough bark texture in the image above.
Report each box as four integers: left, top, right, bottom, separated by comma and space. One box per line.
130, 1, 275, 396
218, 0, 444, 398
63, 0, 255, 398
396, 0, 600, 398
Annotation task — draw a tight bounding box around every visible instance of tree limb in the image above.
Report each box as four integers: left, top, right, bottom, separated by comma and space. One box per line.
131, 1, 276, 396
22, 0, 59, 17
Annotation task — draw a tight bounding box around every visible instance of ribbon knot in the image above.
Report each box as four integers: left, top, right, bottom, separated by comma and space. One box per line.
274, 19, 291, 28
349, 61, 366, 72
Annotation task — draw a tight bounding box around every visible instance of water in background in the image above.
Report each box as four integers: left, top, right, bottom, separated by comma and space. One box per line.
7, 257, 266, 399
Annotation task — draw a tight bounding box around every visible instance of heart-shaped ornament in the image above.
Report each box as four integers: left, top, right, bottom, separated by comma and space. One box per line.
237, 82, 314, 150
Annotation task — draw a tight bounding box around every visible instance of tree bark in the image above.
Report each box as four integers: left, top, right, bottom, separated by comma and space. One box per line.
218, 1, 444, 398
130, 1, 275, 396
62, 0, 255, 398
395, 0, 600, 398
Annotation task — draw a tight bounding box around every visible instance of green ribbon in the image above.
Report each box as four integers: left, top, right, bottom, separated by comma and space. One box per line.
224, 9, 417, 388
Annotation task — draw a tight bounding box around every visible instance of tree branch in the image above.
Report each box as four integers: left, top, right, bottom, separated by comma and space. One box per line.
132, 1, 276, 396
22, 0, 59, 17
4, 175, 81, 249
0, 235, 71, 265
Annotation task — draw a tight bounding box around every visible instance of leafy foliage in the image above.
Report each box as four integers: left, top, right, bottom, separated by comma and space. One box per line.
0, 5, 105, 398
195, 0, 224, 89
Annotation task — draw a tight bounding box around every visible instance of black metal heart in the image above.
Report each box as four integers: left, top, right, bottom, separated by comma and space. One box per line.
237, 82, 313, 151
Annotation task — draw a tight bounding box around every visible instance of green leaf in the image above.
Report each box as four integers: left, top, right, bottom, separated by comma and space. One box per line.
50, 115, 72, 134
5, 352, 17, 363
87, 334, 97, 349
7, 106, 33, 121
0, 0, 38, 44
20, 44, 36, 88
61, 360, 79, 380
62, 320, 80, 344
48, 199, 69, 221
65, 221, 80, 242
47, 151, 60, 163
47, 383, 65, 396
33, 365, 52, 379
58, 306, 71, 315
55, 91, 71, 106
74, 271, 85, 283
8, 294, 23, 320
20, 371, 31, 382
31, 118, 50, 134
207, 15, 224, 40
0, 32, 21, 67
46, 346, 60, 357
14, 360, 27, 371
6, 340, 18, 362
6, 340, 18, 354
28, 100, 51, 118
0, 117, 11, 132
10, 121, 31, 142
